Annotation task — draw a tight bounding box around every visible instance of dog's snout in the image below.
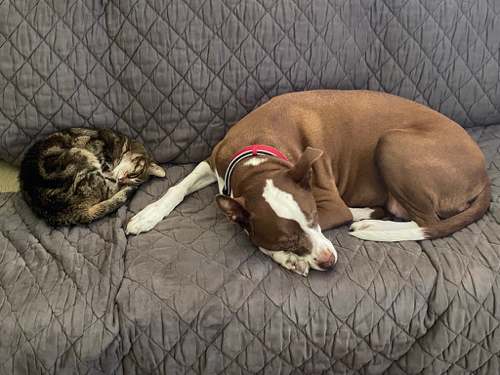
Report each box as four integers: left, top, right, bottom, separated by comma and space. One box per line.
317, 252, 336, 270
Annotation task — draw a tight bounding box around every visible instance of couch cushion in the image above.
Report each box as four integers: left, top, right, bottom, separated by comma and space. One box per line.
0, 0, 499, 165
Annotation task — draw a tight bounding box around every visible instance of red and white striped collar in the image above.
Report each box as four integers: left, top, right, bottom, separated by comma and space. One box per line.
222, 145, 289, 196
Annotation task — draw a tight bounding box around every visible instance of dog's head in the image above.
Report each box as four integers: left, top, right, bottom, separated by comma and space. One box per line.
216, 147, 337, 276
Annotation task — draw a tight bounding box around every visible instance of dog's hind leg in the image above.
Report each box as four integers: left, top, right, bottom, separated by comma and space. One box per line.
350, 126, 490, 241
349, 220, 426, 241
126, 161, 217, 235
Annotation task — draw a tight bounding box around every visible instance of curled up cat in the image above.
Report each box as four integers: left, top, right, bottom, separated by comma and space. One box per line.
19, 128, 165, 226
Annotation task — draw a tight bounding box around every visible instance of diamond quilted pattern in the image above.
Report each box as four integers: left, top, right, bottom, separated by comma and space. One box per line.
103, 125, 499, 374
0, 193, 128, 374
0, 126, 499, 373
1, 0, 499, 165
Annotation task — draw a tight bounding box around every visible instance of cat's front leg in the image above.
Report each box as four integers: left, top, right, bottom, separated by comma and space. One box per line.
120, 185, 137, 200
86, 185, 137, 223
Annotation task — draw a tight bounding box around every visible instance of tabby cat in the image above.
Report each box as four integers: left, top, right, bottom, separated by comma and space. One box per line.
19, 128, 165, 226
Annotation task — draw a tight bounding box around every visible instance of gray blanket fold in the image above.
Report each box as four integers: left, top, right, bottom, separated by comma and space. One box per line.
0, 193, 127, 374
1, 126, 499, 374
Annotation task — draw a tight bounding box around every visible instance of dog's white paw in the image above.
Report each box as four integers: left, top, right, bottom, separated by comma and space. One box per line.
349, 220, 425, 241
349, 220, 385, 232
290, 260, 310, 277
283, 253, 310, 277
126, 204, 164, 235
259, 248, 311, 276
349, 207, 376, 222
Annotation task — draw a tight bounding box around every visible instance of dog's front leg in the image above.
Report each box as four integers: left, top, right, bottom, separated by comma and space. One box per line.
316, 198, 353, 231
126, 161, 216, 235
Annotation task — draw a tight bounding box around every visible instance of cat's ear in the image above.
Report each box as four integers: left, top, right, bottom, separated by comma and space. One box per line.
149, 163, 166, 178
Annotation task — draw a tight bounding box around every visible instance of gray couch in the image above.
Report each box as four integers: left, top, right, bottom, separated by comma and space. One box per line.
0, 1, 499, 374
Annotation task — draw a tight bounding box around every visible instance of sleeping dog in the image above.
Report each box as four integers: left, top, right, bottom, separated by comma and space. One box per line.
126, 90, 490, 276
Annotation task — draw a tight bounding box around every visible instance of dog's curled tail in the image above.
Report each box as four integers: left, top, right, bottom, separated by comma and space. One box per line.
349, 183, 491, 242
423, 183, 491, 240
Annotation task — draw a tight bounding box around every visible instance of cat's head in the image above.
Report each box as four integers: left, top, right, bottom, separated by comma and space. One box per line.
113, 141, 165, 185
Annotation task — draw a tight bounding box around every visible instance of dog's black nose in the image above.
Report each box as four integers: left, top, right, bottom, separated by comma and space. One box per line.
317, 253, 336, 269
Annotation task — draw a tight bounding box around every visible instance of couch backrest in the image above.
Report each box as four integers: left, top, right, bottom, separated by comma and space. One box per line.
0, 0, 499, 165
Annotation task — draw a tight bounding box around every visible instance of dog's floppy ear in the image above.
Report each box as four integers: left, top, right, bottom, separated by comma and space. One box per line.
216, 195, 253, 233
287, 147, 323, 189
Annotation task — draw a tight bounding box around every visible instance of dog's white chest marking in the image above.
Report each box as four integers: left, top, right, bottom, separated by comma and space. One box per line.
215, 168, 225, 195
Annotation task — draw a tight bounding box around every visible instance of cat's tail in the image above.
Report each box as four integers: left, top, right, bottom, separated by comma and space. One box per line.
82, 186, 137, 223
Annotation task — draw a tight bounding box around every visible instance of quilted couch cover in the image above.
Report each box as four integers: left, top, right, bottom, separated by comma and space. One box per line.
1, 0, 500, 374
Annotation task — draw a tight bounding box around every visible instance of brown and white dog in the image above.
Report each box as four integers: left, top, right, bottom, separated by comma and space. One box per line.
126, 90, 490, 276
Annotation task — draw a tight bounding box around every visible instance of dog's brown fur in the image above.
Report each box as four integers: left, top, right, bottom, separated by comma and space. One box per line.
209, 90, 490, 241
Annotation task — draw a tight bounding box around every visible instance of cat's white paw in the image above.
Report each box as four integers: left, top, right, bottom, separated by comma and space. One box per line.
126, 204, 164, 235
